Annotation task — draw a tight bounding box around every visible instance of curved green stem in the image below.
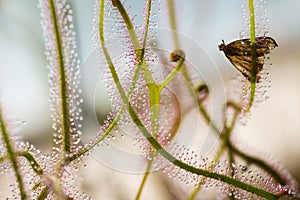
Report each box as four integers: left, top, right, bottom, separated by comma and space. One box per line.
113, 1, 160, 197
67, 65, 142, 162
166, 0, 193, 92
99, 0, 283, 199
135, 53, 185, 200
112, 0, 152, 81
230, 143, 286, 185
17, 151, 43, 175
158, 54, 185, 91
112, 0, 140, 55
68, 0, 130, 162
189, 98, 286, 199
125, 100, 279, 199
37, 186, 49, 200
69, 0, 153, 162
188, 102, 240, 200
197, 99, 221, 135
112, 0, 156, 103
0, 107, 27, 199
98, 18, 279, 198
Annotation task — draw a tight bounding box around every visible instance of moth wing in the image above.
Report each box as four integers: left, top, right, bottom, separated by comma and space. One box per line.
220, 36, 277, 82
226, 54, 252, 80
226, 39, 252, 56
256, 37, 278, 49
228, 37, 277, 57
226, 54, 265, 81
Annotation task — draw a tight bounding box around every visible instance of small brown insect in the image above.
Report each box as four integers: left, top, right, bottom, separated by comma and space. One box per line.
219, 36, 278, 82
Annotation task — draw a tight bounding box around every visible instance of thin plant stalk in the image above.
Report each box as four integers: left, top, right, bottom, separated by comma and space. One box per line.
0, 106, 27, 199
247, 0, 257, 111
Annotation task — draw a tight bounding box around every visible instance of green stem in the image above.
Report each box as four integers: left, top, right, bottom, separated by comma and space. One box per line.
0, 154, 7, 163
188, 103, 240, 200
189, 98, 286, 199
17, 151, 43, 175
47, 175, 66, 200
158, 54, 185, 91
187, 185, 199, 200
69, 0, 153, 162
230, 143, 286, 185
167, 0, 180, 48
198, 100, 221, 135
149, 85, 160, 134
72, 0, 121, 162
249, 0, 256, 44
0, 107, 27, 199
140, 0, 160, 135
125, 101, 279, 199
247, 0, 257, 111
49, 0, 71, 155
112, 0, 140, 55
101, 0, 282, 198
166, 0, 192, 91
112, 0, 156, 92
98, 18, 279, 198
67, 65, 142, 162
135, 158, 154, 200
140, 0, 152, 62
37, 186, 49, 200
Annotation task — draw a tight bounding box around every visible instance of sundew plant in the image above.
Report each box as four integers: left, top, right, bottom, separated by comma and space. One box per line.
0, 0, 299, 199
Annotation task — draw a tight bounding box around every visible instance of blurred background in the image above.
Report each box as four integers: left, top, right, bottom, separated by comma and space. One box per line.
0, 0, 299, 199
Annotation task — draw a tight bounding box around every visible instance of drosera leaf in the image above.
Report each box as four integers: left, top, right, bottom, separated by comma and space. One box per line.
38, 0, 92, 199
0, 103, 27, 199
96, 11, 283, 197
39, 0, 83, 159
221, 0, 278, 114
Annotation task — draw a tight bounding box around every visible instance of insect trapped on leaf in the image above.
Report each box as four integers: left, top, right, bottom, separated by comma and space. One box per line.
219, 36, 278, 82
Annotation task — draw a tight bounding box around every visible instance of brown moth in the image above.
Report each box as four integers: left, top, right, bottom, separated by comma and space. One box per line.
219, 36, 278, 82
